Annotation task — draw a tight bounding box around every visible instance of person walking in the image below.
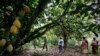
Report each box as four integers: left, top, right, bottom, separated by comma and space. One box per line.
91, 37, 98, 56
81, 37, 88, 56
58, 37, 64, 53
42, 37, 48, 51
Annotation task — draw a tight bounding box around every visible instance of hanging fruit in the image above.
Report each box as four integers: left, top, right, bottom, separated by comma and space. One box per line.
7, 44, 13, 52
22, 4, 31, 13
13, 17, 21, 29
0, 39, 6, 47
10, 25, 18, 34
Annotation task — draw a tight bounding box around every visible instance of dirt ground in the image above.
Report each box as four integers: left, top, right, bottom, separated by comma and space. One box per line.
15, 47, 100, 56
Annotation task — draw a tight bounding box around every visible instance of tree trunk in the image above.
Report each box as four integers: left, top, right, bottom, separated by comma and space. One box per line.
63, 31, 68, 49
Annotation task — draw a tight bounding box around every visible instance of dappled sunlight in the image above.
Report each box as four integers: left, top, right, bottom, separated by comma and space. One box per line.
0, 0, 100, 56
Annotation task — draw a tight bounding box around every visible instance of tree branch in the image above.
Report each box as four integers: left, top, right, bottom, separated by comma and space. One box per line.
16, 23, 57, 49
14, 0, 51, 46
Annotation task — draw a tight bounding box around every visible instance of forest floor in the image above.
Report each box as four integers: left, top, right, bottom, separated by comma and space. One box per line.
45, 47, 82, 56
16, 47, 100, 56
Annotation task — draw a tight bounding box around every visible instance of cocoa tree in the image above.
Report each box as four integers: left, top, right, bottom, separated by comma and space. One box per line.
0, 0, 100, 56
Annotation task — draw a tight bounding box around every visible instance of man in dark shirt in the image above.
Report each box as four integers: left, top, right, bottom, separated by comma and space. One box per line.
42, 37, 48, 51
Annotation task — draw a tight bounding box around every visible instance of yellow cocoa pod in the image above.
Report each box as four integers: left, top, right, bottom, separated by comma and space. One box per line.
10, 25, 18, 34
0, 39, 6, 47
13, 18, 21, 28
7, 44, 13, 52
22, 4, 31, 13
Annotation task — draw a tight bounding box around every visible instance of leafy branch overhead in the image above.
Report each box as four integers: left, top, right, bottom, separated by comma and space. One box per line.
0, 0, 100, 56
